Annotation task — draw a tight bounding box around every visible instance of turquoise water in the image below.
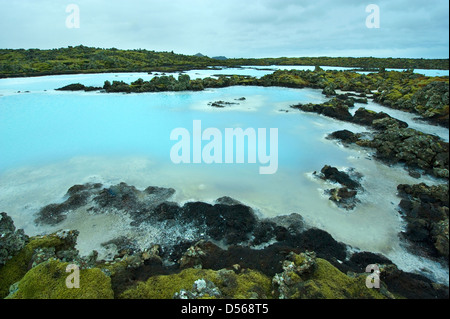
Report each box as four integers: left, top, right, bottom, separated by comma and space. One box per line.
0, 86, 335, 172
0, 74, 448, 284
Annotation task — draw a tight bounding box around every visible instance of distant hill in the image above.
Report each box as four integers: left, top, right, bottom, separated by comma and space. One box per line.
212, 56, 228, 60
194, 53, 206, 57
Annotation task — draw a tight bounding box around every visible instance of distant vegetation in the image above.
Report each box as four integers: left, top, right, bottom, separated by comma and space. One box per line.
0, 45, 448, 78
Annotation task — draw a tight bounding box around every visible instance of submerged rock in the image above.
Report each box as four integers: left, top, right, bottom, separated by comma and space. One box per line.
316, 166, 363, 210
34, 182, 176, 226
208, 100, 239, 108
327, 187, 360, 210
35, 183, 103, 225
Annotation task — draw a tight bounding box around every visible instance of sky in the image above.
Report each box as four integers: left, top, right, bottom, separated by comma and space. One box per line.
0, 0, 448, 59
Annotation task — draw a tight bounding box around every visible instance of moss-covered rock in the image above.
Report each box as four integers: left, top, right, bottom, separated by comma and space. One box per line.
0, 230, 79, 298
6, 259, 114, 299
0, 212, 29, 266
119, 267, 272, 299
272, 252, 389, 299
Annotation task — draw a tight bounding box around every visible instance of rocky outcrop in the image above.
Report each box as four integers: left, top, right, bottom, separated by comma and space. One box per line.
327, 115, 448, 179
0, 229, 81, 298
35, 183, 176, 226
2, 182, 448, 299
352, 108, 408, 128
375, 80, 449, 128
292, 98, 408, 129
327, 130, 362, 145
208, 100, 239, 108
315, 166, 363, 210
0, 213, 28, 266
292, 98, 353, 122
397, 183, 449, 261
411, 81, 449, 128
272, 251, 389, 299
56, 83, 102, 92
356, 125, 449, 178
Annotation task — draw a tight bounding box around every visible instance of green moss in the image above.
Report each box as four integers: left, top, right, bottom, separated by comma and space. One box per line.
120, 268, 218, 299
6, 259, 114, 299
298, 258, 386, 299
0, 234, 70, 298
292, 254, 306, 266
119, 268, 272, 299
219, 269, 272, 299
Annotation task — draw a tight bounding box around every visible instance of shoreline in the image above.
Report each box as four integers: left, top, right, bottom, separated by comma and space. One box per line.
1, 181, 449, 299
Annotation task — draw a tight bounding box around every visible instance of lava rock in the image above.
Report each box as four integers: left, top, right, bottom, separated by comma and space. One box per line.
327, 130, 362, 144
0, 212, 29, 266
397, 183, 449, 261
320, 165, 361, 190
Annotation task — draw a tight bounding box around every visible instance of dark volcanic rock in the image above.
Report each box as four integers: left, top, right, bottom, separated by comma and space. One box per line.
174, 227, 348, 277
93, 184, 174, 214
322, 85, 336, 97
208, 100, 239, 108
8, 178, 450, 299
292, 99, 353, 122
270, 213, 305, 236
327, 187, 360, 210
344, 251, 394, 273
357, 126, 449, 177
34, 183, 176, 226
180, 202, 258, 245
327, 130, 362, 144
35, 183, 103, 225
318, 166, 363, 210
56, 83, 102, 91
285, 228, 348, 262
411, 81, 450, 128
382, 265, 449, 299
397, 183, 449, 261
352, 108, 407, 127
101, 236, 140, 259
320, 165, 361, 190
251, 220, 279, 245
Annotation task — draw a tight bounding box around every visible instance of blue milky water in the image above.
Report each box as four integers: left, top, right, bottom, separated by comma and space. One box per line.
0, 71, 448, 284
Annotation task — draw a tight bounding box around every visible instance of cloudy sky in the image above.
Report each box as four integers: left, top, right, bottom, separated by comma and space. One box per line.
0, 0, 448, 58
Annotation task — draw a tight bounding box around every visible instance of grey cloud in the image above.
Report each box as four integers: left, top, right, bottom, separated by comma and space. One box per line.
0, 0, 447, 58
